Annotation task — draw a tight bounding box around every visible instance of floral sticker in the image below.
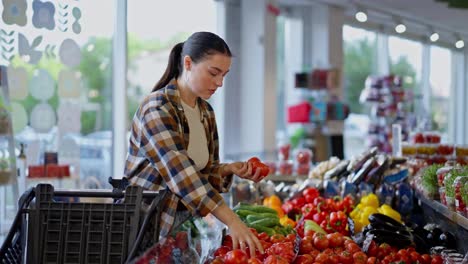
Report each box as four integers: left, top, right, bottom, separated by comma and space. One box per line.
18, 33, 42, 64
29, 69, 55, 101
30, 103, 56, 133
7, 66, 28, 100
32, 0, 55, 30
58, 69, 80, 98
59, 38, 81, 67
2, 0, 27, 26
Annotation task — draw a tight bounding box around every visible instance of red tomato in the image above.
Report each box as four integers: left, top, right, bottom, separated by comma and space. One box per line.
421, 254, 431, 264
376, 243, 391, 259
300, 236, 315, 254
313, 234, 329, 250
328, 254, 340, 264
410, 251, 421, 263
286, 233, 297, 243
302, 188, 319, 199
257, 232, 270, 241
304, 229, 315, 238
353, 252, 368, 264
263, 255, 289, 264
345, 242, 361, 254
367, 256, 378, 264
210, 257, 225, 264
270, 234, 285, 244
293, 254, 314, 264
214, 246, 231, 258
224, 249, 249, 264
326, 233, 344, 248
315, 253, 329, 263
248, 157, 261, 164
431, 255, 443, 264
366, 240, 378, 257
247, 257, 262, 264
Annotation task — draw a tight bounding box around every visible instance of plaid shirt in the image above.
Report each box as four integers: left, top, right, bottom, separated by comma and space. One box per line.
124, 83, 233, 239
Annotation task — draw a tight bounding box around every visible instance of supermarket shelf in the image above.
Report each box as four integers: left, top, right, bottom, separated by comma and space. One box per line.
414, 191, 468, 231
264, 174, 308, 182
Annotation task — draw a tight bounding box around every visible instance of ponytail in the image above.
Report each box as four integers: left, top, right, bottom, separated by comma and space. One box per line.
152, 42, 184, 92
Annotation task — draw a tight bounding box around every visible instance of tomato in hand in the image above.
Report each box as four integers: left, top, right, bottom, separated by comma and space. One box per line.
248, 157, 269, 177
224, 249, 249, 264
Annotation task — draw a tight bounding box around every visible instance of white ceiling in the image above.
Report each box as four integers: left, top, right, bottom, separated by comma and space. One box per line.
279, 0, 468, 38
352, 0, 468, 36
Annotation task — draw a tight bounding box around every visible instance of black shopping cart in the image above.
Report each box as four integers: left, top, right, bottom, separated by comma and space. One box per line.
0, 183, 169, 264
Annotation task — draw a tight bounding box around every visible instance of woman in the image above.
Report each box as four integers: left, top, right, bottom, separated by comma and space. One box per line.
125, 31, 264, 257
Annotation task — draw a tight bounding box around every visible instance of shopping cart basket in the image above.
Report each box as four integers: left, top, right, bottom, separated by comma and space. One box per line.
0, 183, 169, 264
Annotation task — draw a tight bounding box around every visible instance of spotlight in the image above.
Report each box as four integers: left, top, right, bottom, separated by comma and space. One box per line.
355, 10, 367, 23
430, 32, 439, 42
395, 23, 406, 34
455, 39, 464, 49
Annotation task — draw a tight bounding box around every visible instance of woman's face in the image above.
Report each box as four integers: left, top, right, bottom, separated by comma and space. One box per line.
184, 53, 231, 100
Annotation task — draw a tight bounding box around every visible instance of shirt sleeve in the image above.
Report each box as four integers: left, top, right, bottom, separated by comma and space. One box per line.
139, 104, 224, 217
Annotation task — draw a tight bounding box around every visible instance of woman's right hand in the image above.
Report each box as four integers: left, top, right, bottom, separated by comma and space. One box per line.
226, 216, 264, 258
212, 203, 264, 258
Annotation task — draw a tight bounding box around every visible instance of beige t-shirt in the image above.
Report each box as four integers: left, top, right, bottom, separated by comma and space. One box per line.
181, 100, 209, 170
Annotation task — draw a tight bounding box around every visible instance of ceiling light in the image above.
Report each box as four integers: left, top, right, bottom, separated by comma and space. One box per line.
430, 32, 439, 42
455, 39, 465, 49
395, 23, 406, 34
355, 10, 367, 23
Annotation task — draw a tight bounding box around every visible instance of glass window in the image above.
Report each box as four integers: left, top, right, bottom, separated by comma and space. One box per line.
429, 46, 451, 139
127, 0, 217, 123
388, 36, 422, 91
0, 0, 115, 190
342, 25, 377, 158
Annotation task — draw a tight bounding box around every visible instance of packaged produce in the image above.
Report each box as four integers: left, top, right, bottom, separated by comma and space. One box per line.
277, 142, 290, 161
402, 142, 417, 155
421, 164, 443, 199
453, 176, 468, 215
277, 160, 293, 175
455, 145, 468, 157
437, 144, 454, 155
424, 132, 441, 144
443, 168, 466, 210
417, 144, 437, 155
436, 166, 453, 187
439, 187, 447, 205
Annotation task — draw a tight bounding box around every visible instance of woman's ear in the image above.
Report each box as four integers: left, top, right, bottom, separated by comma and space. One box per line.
183, 55, 192, 71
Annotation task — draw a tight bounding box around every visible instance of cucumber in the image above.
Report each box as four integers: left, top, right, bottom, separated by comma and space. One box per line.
248, 224, 275, 236
238, 204, 278, 215
234, 209, 257, 218
246, 214, 279, 223
248, 218, 280, 227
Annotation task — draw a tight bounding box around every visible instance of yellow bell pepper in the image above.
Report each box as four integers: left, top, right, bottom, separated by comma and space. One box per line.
360, 206, 378, 226
263, 195, 282, 208
378, 204, 402, 222
280, 216, 296, 228
360, 193, 379, 208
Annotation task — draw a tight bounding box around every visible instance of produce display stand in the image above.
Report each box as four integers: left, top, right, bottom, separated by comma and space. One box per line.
414, 191, 468, 253
0, 183, 168, 264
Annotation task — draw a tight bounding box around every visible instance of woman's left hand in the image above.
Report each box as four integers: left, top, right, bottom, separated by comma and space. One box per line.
227, 162, 264, 183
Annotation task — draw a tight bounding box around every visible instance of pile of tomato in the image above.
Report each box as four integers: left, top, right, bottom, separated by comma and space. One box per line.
282, 187, 354, 236
211, 228, 297, 264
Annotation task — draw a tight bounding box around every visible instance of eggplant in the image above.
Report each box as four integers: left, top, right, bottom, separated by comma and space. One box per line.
439, 232, 457, 249
368, 213, 408, 232
350, 157, 377, 184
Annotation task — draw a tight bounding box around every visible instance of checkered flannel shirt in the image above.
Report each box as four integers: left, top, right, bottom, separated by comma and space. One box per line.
124, 83, 233, 239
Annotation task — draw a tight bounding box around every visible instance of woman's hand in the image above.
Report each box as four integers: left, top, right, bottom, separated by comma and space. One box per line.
226, 213, 264, 257
212, 204, 264, 257
226, 162, 264, 183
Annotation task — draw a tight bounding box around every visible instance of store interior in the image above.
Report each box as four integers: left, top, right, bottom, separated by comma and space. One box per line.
0, 0, 468, 263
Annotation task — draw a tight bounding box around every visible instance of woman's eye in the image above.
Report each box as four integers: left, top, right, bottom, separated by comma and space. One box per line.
209, 72, 217, 77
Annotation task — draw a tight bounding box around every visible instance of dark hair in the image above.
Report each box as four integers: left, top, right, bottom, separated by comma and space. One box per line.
152, 32, 232, 92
